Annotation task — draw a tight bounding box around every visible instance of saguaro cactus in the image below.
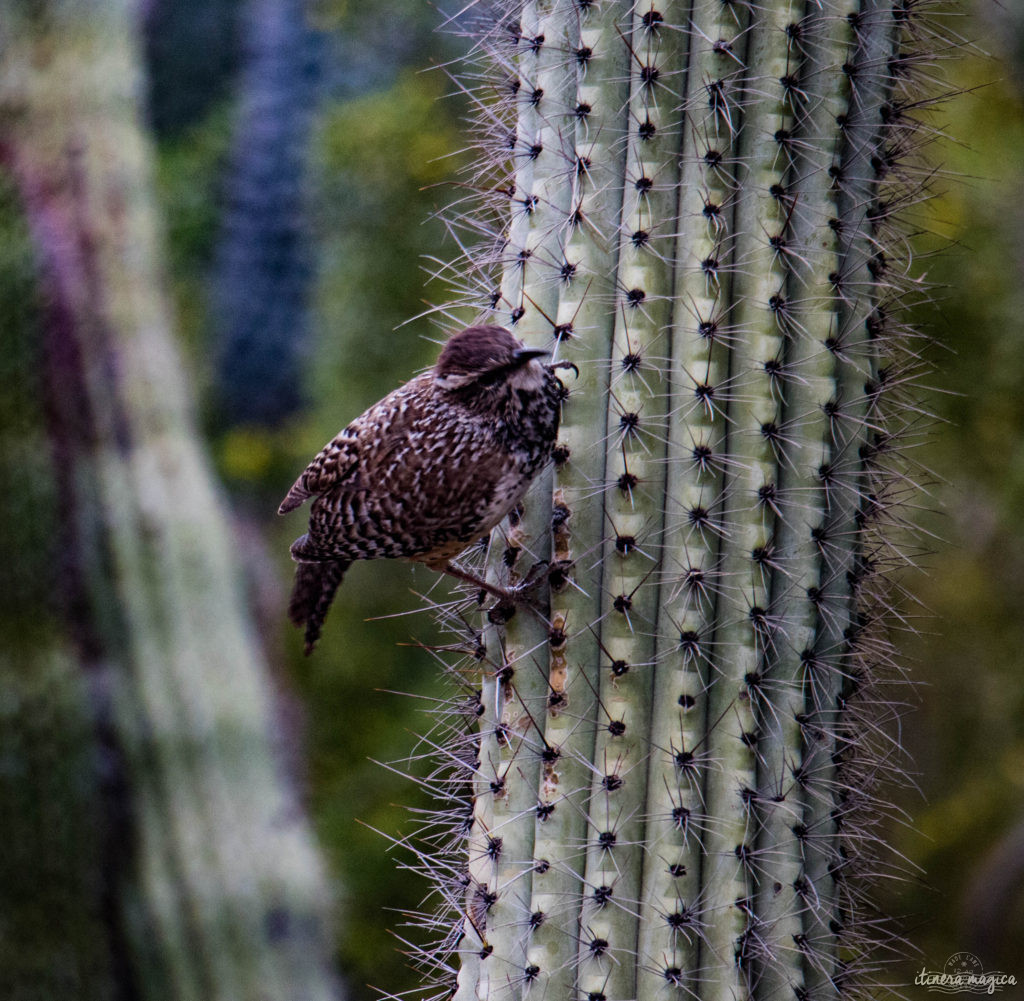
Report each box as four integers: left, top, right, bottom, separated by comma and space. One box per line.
404, 0, 939, 999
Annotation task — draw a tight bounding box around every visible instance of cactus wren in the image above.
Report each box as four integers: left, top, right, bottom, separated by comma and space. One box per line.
279, 324, 565, 653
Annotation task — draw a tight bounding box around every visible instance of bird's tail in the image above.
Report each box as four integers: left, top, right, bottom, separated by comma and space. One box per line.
288, 560, 349, 655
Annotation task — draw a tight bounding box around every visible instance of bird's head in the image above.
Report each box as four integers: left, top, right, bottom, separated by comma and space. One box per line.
433, 325, 549, 396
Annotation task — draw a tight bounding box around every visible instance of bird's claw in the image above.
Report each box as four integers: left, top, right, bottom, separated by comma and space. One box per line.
514, 558, 550, 595
486, 560, 550, 623
548, 360, 580, 379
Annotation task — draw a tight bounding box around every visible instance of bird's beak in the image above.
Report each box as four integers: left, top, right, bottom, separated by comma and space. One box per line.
512, 347, 550, 367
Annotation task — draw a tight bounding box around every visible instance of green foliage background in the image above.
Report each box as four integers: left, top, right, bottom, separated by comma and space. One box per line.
3, 0, 1024, 995
883, 27, 1024, 974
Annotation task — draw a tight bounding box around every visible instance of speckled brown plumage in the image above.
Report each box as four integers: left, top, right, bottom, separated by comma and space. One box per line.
279, 325, 563, 653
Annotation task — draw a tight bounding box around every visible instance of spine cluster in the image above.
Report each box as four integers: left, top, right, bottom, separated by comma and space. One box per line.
401, 1, 943, 998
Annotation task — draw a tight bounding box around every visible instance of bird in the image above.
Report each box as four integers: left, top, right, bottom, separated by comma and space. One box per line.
278, 324, 567, 653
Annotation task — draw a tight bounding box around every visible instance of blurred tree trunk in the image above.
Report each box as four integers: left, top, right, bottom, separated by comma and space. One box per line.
0, 2, 343, 999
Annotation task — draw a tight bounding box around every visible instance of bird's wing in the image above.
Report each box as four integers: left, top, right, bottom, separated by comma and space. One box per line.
277, 377, 427, 515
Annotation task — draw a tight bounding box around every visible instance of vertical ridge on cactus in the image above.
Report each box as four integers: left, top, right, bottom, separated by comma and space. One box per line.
396, 1, 949, 998
524, 5, 632, 998
694, 1, 800, 994
465, 4, 579, 996
750, 3, 855, 996
636, 0, 744, 993
573, 5, 687, 998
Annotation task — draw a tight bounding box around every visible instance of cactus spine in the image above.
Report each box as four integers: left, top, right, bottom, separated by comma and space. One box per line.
412, 0, 939, 998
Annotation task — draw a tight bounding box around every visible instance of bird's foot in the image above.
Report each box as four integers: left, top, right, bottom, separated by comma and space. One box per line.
548, 360, 580, 379
441, 562, 515, 605
441, 560, 550, 623
486, 560, 549, 623
512, 558, 549, 596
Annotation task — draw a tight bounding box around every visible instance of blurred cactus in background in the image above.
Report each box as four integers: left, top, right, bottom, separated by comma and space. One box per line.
0, 2, 342, 997
395, 1, 949, 998
0, 170, 117, 1001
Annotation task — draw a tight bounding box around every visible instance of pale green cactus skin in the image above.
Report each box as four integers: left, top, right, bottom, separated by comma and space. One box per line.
414, 0, 932, 999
